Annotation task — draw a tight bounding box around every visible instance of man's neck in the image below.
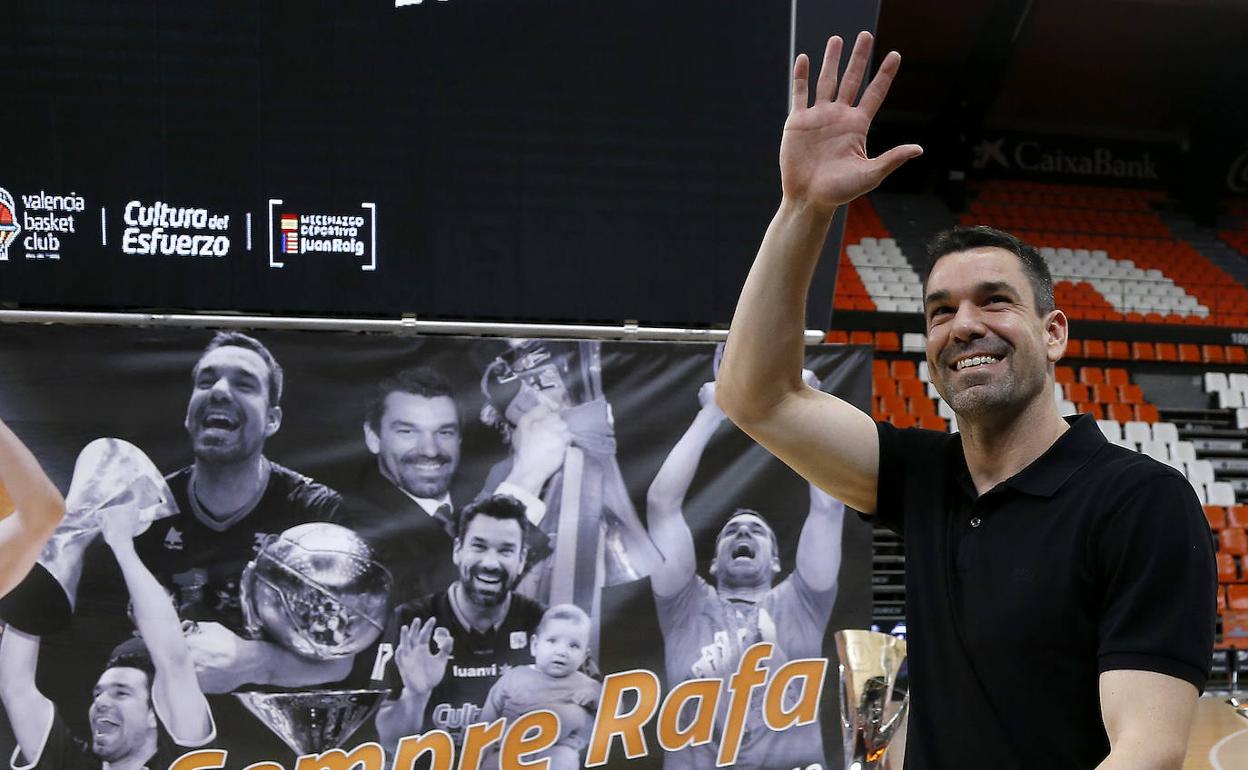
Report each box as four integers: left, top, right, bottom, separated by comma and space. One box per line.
192, 454, 270, 522
957, 393, 1069, 495
101, 738, 159, 770
449, 582, 510, 633
717, 582, 771, 603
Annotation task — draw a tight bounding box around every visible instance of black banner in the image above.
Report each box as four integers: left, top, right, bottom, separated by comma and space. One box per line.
0, 325, 871, 770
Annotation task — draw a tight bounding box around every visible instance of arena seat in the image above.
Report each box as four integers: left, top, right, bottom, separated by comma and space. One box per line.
1206, 505, 1228, 530
1084, 340, 1107, 359
825, 330, 849, 344
1124, 421, 1152, 445
1209, 482, 1238, 507
1130, 342, 1156, 361
1135, 403, 1159, 422
1155, 343, 1178, 362
1066, 339, 1083, 358
1106, 340, 1129, 360
1096, 419, 1123, 441
1152, 422, 1179, 443
1229, 584, 1248, 610
1221, 528, 1248, 556
1119, 384, 1143, 404
1108, 403, 1134, 423
1066, 383, 1091, 402
1092, 383, 1118, 404
891, 360, 917, 380
1228, 505, 1248, 530
1056, 366, 1076, 384
1105, 367, 1129, 386
875, 332, 900, 352
1080, 366, 1105, 385
1218, 552, 1239, 582
899, 379, 926, 400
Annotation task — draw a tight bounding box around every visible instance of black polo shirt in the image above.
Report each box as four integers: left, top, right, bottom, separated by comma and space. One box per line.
874, 413, 1216, 770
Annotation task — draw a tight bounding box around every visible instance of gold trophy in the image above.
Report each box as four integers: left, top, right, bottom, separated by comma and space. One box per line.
0, 438, 176, 634
835, 629, 909, 770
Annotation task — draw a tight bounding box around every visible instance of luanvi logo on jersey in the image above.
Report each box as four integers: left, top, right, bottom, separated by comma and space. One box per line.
0, 187, 89, 261
120, 200, 231, 258
267, 199, 378, 271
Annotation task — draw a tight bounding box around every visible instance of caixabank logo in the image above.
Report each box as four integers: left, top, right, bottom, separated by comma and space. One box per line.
0, 186, 89, 261
267, 199, 377, 271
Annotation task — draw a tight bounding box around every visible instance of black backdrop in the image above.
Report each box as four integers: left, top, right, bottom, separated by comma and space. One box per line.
0, 0, 881, 328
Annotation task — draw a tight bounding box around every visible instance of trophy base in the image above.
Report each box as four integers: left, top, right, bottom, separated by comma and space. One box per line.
0, 564, 73, 635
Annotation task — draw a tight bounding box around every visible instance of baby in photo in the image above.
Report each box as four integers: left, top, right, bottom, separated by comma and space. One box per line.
479, 604, 602, 770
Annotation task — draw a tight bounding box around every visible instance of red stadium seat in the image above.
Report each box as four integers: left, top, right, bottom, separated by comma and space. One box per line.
875, 376, 898, 396
1204, 345, 1226, 363
1179, 344, 1201, 363
1218, 553, 1239, 582
1105, 368, 1129, 386
891, 360, 918, 380
1130, 342, 1156, 361
1106, 341, 1129, 360
851, 331, 875, 346
1119, 384, 1144, 404
1222, 529, 1248, 556
880, 394, 907, 415
1228, 346, 1248, 364
1084, 340, 1107, 359
909, 397, 936, 417
873, 360, 889, 379
1066, 339, 1083, 359
1155, 343, 1178, 362
919, 415, 947, 431
1207, 506, 1228, 530
825, 330, 849, 344
1079, 367, 1105, 385
1056, 366, 1076, 384
1135, 404, 1159, 423
1108, 403, 1134, 423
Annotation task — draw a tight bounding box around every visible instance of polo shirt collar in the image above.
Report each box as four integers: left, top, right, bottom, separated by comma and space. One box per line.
1003, 413, 1106, 497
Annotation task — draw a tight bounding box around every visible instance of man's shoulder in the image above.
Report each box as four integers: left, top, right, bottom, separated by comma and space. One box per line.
265, 461, 343, 516
507, 593, 546, 628
394, 589, 450, 625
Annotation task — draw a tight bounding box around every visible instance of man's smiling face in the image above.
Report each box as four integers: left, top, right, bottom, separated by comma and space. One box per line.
924, 247, 1065, 422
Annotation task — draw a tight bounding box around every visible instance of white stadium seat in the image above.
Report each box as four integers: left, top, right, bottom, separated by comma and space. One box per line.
1151, 422, 1179, 444
1096, 420, 1123, 442
1124, 421, 1152, 446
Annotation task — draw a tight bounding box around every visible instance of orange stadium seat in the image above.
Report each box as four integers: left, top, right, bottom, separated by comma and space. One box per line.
899, 379, 926, 400
919, 415, 947, 431
875, 376, 898, 396
891, 360, 918, 380
876, 332, 900, 352
1119, 384, 1144, 404
851, 331, 875, 346
1229, 505, 1248, 529
1228, 346, 1248, 364
909, 397, 937, 417
1229, 585, 1248, 611
1130, 342, 1156, 361
1135, 404, 1159, 423
1092, 384, 1118, 404
1155, 343, 1178, 362
825, 330, 849, 344
1145, 313, 1165, 324
1219, 587, 1228, 613
873, 360, 889, 379
1079, 367, 1105, 385
880, 393, 907, 414
1108, 403, 1134, 423
1204, 345, 1226, 363
1221, 529, 1248, 556
1218, 553, 1239, 582
1207, 506, 1228, 530
1106, 341, 1129, 360
1080, 403, 1105, 419
1084, 340, 1107, 359
1066, 383, 1090, 402
1179, 344, 1201, 363
1056, 366, 1075, 384
1066, 340, 1083, 358
1105, 368, 1129, 386
892, 414, 918, 429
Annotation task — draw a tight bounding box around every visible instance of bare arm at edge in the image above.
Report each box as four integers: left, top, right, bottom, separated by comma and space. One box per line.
717, 32, 921, 514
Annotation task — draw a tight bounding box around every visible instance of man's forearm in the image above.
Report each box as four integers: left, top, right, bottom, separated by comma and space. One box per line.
0, 419, 65, 529
207, 639, 351, 692
795, 491, 845, 592
717, 200, 834, 423
647, 408, 722, 511
377, 690, 430, 750
110, 540, 188, 665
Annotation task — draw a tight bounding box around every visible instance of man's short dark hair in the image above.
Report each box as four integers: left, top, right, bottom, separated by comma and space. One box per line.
718, 508, 780, 556
924, 226, 1055, 316
199, 331, 285, 406
104, 641, 156, 699
456, 493, 530, 545
366, 366, 459, 433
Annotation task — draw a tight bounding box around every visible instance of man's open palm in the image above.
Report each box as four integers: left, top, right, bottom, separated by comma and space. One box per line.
781, 32, 922, 213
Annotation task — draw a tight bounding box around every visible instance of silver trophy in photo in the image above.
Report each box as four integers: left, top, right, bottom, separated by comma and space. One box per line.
236, 522, 393, 752
0, 437, 177, 634
235, 689, 390, 755
835, 629, 909, 770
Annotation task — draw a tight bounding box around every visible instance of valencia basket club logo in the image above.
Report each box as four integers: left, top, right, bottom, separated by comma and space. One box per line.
0, 187, 19, 261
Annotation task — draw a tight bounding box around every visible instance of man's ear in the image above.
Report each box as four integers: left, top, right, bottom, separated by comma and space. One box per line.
1045, 309, 1069, 364
364, 421, 381, 455
265, 405, 283, 438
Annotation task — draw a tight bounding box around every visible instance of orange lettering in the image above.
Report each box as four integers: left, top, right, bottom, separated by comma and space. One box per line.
295, 742, 384, 770
585, 669, 660, 767
764, 658, 827, 730
393, 731, 455, 770
717, 643, 772, 766
656, 679, 718, 752
501, 710, 559, 769
457, 719, 505, 770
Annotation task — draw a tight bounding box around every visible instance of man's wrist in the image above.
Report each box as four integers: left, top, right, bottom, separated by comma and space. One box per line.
778, 195, 840, 225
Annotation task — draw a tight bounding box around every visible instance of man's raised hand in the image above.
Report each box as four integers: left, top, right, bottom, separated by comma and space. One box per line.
781, 31, 922, 214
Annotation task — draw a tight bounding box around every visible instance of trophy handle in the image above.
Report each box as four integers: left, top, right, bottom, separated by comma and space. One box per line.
878, 689, 909, 745
238, 559, 264, 641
